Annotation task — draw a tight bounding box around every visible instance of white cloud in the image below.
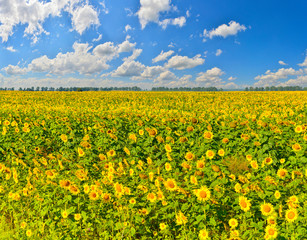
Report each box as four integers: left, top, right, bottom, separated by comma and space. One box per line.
228, 76, 237, 81
298, 56, 307, 67
203, 21, 247, 40
278, 60, 287, 65
165, 54, 205, 70
215, 49, 222, 56
154, 70, 177, 83
3, 39, 136, 76
159, 16, 186, 29
168, 42, 175, 48
186, 10, 190, 18
118, 40, 136, 53
0, 0, 100, 43
196, 67, 225, 84
281, 75, 307, 87
125, 24, 133, 32
254, 68, 303, 87
93, 34, 102, 42
123, 49, 143, 62
152, 50, 174, 63
5, 46, 17, 52
69, 4, 100, 35
112, 61, 145, 77
3, 65, 27, 75
137, 0, 171, 29
132, 66, 165, 80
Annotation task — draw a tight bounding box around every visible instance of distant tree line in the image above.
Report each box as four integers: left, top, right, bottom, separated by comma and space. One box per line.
244, 86, 307, 91
0, 85, 306, 92
151, 87, 223, 91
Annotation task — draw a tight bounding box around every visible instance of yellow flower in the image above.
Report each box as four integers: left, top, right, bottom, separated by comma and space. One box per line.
277, 168, 287, 179
26, 230, 32, 237
139, 129, 144, 135
267, 216, 277, 226
60, 134, 68, 143
260, 203, 274, 216
203, 131, 213, 140
159, 223, 167, 231
89, 191, 99, 201
164, 178, 177, 191
78, 147, 85, 157
165, 163, 172, 171
292, 143, 301, 151
190, 175, 198, 185
285, 208, 298, 223
264, 157, 273, 165
123, 147, 130, 156
239, 196, 251, 212
165, 144, 172, 152
228, 218, 238, 228
194, 186, 211, 201
176, 211, 187, 225
274, 191, 281, 200
206, 150, 215, 159
218, 149, 225, 156
185, 152, 195, 161
294, 125, 303, 133
20, 222, 27, 229
265, 225, 278, 239
246, 155, 253, 161
147, 192, 157, 203
250, 160, 258, 170
62, 210, 69, 219
199, 229, 209, 240
129, 198, 136, 205
107, 149, 116, 157
74, 213, 81, 221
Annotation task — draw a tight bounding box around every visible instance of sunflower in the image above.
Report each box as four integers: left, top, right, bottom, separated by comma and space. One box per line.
187, 126, 194, 132
250, 160, 258, 170
89, 191, 99, 201
264, 157, 273, 165
203, 131, 213, 140
267, 216, 277, 225
260, 203, 274, 216
139, 129, 144, 135
62, 210, 69, 218
129, 198, 136, 205
218, 149, 225, 157
78, 147, 85, 157
59, 180, 71, 189
206, 150, 215, 159
165, 163, 172, 171
274, 191, 281, 200
83, 184, 90, 194
123, 147, 130, 156
196, 160, 205, 169
159, 223, 167, 231
294, 125, 303, 133
239, 196, 251, 212
228, 218, 238, 228
164, 178, 177, 191
165, 144, 172, 152
114, 183, 124, 196
265, 225, 278, 239
292, 143, 301, 151
280, 158, 285, 164
20, 222, 27, 229
60, 134, 68, 143
277, 168, 287, 179
199, 229, 209, 240
102, 193, 111, 203
246, 155, 252, 161
107, 149, 116, 157
147, 192, 157, 203
74, 213, 81, 221
26, 230, 32, 237
185, 152, 195, 161
194, 186, 211, 201
190, 175, 198, 185
285, 208, 298, 223
69, 185, 80, 195
176, 211, 187, 225
222, 138, 229, 143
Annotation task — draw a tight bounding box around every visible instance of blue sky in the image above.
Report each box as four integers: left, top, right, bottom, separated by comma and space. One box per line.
0, 0, 306, 89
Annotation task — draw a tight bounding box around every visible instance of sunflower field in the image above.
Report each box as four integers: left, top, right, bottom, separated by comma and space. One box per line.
0, 91, 306, 240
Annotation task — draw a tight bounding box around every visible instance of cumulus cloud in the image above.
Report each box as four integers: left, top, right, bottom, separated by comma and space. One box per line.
154, 70, 177, 83
69, 4, 99, 35
159, 16, 186, 29
165, 54, 205, 70
215, 49, 222, 56
125, 24, 133, 32
112, 61, 145, 77
137, 0, 171, 29
132, 66, 165, 80
254, 68, 304, 87
0, 0, 100, 43
196, 67, 225, 84
152, 50, 174, 63
278, 60, 287, 65
203, 21, 246, 40
3, 39, 137, 75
